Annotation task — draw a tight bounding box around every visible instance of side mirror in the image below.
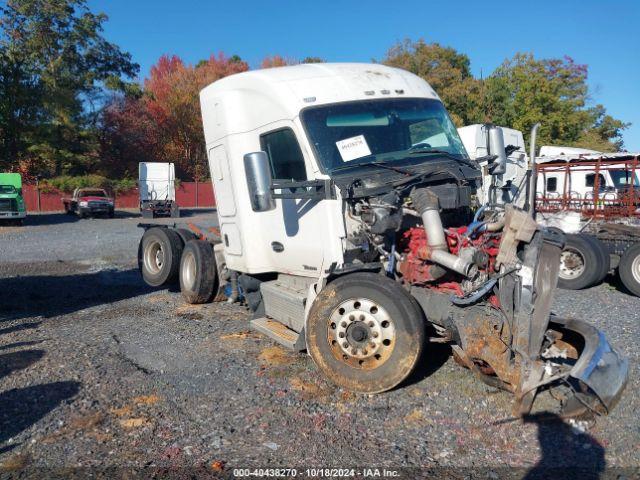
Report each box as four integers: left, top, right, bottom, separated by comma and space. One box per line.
487, 125, 507, 175
244, 151, 275, 212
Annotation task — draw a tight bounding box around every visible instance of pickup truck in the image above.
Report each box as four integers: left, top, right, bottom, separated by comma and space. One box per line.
62, 188, 115, 218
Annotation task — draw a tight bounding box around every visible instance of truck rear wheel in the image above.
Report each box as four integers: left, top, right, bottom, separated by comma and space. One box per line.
138, 227, 183, 287
618, 243, 640, 297
557, 234, 603, 290
179, 240, 217, 304
306, 272, 425, 394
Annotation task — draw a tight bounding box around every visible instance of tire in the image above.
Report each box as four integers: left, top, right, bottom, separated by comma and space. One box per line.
108, 209, 115, 218
557, 234, 602, 290
306, 272, 425, 394
174, 228, 197, 245
618, 243, 640, 297
138, 228, 184, 287
589, 236, 610, 283
179, 240, 217, 304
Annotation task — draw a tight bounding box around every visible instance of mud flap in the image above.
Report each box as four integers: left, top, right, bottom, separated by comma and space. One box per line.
548, 316, 628, 416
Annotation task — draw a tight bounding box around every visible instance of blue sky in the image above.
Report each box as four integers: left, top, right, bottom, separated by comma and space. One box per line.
89, 0, 640, 150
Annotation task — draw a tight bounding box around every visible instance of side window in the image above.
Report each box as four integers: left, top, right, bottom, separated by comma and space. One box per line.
260, 128, 307, 181
546, 177, 557, 192
585, 173, 605, 188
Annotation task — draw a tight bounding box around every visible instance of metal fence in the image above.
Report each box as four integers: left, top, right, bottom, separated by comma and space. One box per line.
22, 181, 216, 212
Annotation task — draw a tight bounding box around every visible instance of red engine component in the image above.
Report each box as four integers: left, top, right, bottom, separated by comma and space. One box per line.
397, 226, 502, 294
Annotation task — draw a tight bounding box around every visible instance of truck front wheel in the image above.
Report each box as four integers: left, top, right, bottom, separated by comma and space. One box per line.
138, 227, 183, 287
618, 243, 640, 297
179, 240, 217, 304
306, 273, 425, 394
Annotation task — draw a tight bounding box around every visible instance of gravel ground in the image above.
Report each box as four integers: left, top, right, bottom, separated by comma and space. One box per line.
0, 212, 638, 478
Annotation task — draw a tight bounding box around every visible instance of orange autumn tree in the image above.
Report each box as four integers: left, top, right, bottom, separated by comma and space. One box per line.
102, 53, 248, 179
144, 53, 248, 179
260, 55, 298, 68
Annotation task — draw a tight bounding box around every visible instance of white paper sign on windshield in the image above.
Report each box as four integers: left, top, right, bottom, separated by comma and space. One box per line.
336, 135, 372, 162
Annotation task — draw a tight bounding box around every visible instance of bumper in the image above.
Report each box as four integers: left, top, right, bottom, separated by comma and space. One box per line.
79, 206, 113, 215
550, 316, 628, 415
0, 211, 26, 219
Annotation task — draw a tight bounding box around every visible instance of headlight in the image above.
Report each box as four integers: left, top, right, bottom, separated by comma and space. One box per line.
79, 201, 88, 207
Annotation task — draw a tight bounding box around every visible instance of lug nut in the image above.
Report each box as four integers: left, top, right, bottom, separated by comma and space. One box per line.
351, 347, 358, 355
349, 315, 355, 321
370, 343, 376, 349
343, 342, 349, 348
372, 332, 379, 338
341, 321, 347, 327
368, 321, 374, 327
359, 314, 365, 321
339, 332, 345, 338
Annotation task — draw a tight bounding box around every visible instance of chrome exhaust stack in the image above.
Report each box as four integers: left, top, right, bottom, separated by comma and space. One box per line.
410, 188, 476, 278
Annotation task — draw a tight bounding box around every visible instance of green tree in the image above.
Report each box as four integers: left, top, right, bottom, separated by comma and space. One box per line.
0, 0, 138, 176
484, 53, 628, 150
383, 39, 628, 151
383, 38, 482, 126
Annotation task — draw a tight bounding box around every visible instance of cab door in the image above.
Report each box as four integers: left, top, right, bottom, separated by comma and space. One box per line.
255, 122, 341, 276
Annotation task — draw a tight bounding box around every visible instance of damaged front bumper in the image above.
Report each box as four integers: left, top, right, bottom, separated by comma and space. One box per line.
548, 316, 629, 416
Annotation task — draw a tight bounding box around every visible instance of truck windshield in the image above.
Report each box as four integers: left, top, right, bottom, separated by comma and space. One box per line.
300, 98, 468, 173
0, 185, 16, 194
610, 170, 640, 189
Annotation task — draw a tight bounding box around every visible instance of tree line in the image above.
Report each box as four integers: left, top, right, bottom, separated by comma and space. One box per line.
0, 0, 629, 183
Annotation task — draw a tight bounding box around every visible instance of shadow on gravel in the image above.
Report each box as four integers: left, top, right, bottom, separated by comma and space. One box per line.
0, 350, 45, 381
403, 326, 452, 388
0, 340, 43, 351
523, 413, 605, 480
0, 269, 153, 321
0, 322, 41, 334
0, 381, 81, 454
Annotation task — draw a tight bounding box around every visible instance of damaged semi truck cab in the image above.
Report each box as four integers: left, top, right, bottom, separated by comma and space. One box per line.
139, 63, 627, 417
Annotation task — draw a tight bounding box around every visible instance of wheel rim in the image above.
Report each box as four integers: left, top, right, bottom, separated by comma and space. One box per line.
632, 254, 640, 284
559, 248, 586, 280
327, 298, 396, 370
144, 240, 164, 275
182, 251, 196, 290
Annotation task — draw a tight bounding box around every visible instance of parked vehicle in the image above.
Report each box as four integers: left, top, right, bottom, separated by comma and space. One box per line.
138, 64, 627, 417
0, 173, 26, 225
536, 154, 640, 294
457, 124, 529, 208
460, 123, 640, 296
139, 162, 179, 218
62, 188, 114, 218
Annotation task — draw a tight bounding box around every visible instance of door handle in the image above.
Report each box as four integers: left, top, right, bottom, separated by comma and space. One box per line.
271, 241, 284, 252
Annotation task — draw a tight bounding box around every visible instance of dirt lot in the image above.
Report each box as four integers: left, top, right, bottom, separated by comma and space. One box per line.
0, 211, 638, 478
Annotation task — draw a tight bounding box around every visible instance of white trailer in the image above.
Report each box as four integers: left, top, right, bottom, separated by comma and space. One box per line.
136, 64, 626, 417
139, 162, 179, 218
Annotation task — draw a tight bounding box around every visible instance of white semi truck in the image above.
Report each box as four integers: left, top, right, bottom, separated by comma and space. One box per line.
137, 64, 627, 417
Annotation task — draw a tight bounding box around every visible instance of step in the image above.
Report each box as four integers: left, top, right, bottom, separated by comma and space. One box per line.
260, 279, 307, 332
250, 317, 306, 351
